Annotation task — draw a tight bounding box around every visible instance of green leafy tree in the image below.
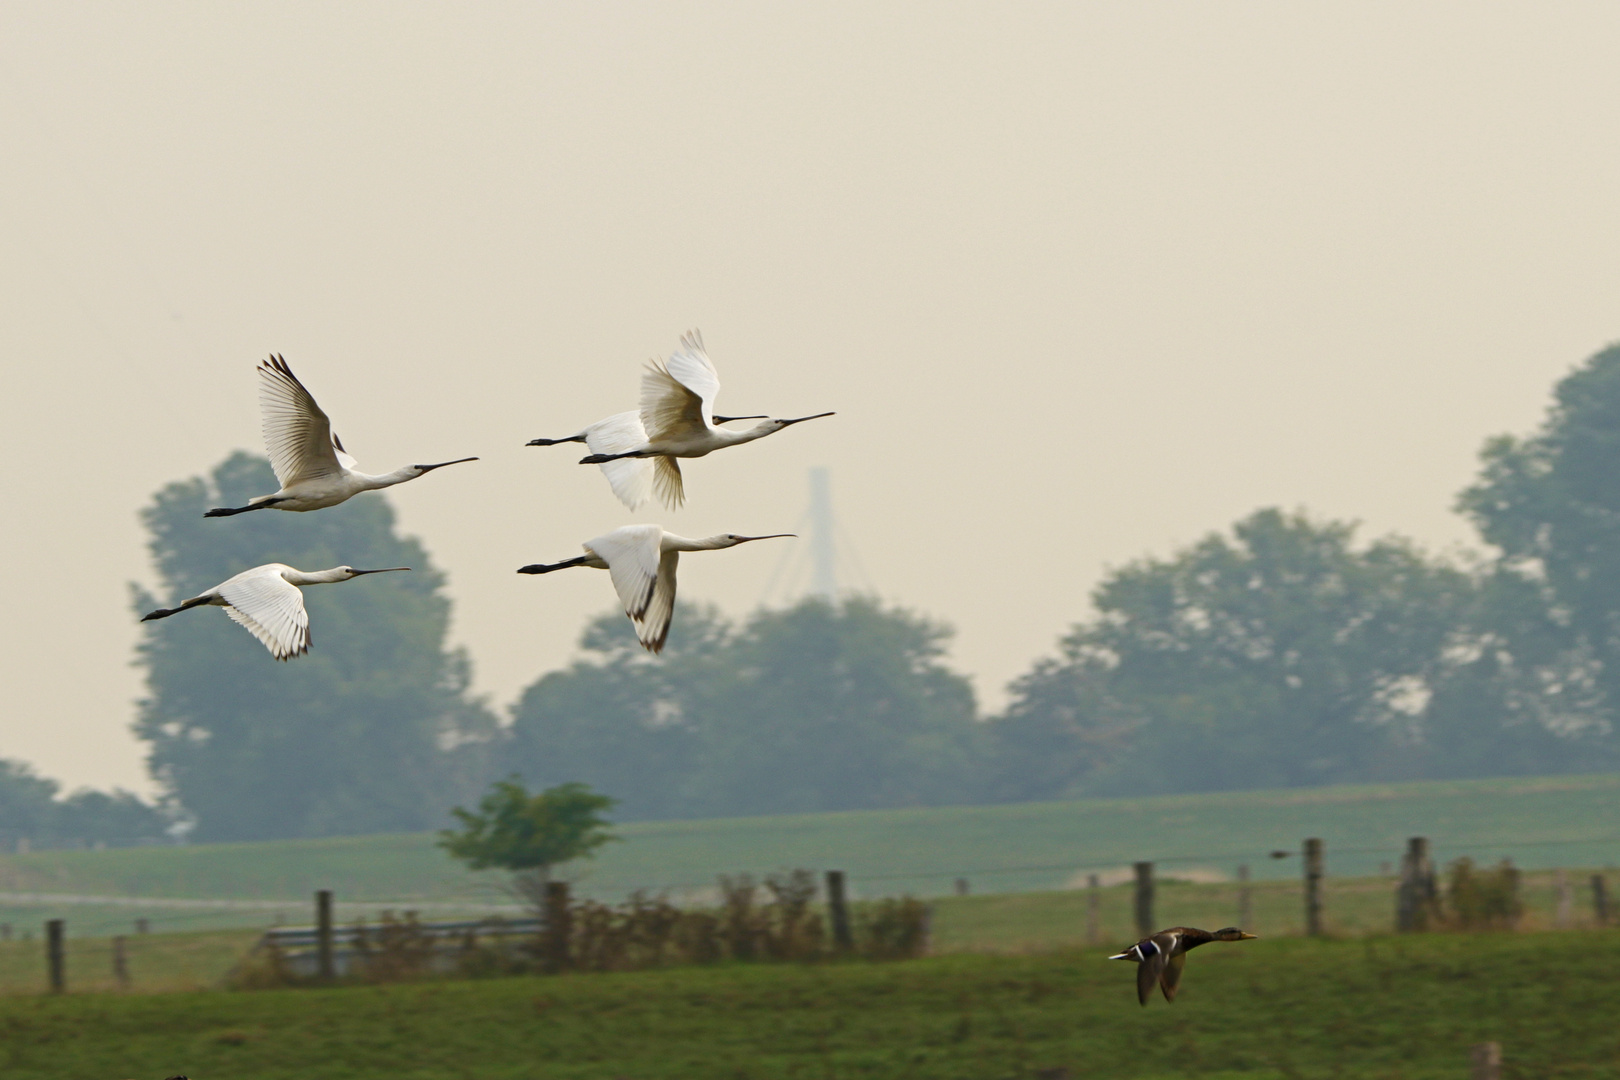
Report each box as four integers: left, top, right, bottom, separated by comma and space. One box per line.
992, 509, 1474, 796
1455, 342, 1620, 768
506, 596, 983, 819
438, 779, 617, 904
0, 759, 168, 849
0, 759, 63, 850
505, 605, 729, 820
686, 596, 982, 815
133, 452, 496, 841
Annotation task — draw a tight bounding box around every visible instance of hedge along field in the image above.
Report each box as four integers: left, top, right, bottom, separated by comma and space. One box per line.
0, 868, 1614, 996
0, 773, 1617, 919
0, 932, 1616, 1080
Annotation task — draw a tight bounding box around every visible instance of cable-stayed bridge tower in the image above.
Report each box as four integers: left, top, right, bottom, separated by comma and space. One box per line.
762, 467, 872, 606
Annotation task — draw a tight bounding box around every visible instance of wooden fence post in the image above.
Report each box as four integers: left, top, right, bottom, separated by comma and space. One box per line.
1592, 874, 1610, 925
1085, 873, 1101, 945
1237, 865, 1252, 930
1396, 837, 1432, 932
315, 889, 335, 980
825, 870, 854, 953
953, 877, 969, 897
1470, 1041, 1501, 1080
112, 935, 130, 990
1133, 862, 1154, 937
45, 919, 64, 993
543, 881, 572, 972
1555, 870, 1573, 929
134, 918, 149, 936
1303, 838, 1324, 936
0, 922, 10, 941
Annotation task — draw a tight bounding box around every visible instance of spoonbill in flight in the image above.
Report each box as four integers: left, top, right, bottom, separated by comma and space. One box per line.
517, 524, 793, 652
205, 356, 477, 517
525, 330, 832, 510
140, 563, 411, 660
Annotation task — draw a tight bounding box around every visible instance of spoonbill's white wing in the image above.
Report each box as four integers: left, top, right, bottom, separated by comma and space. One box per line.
217, 565, 311, 661
583, 411, 654, 510
330, 431, 359, 471
651, 456, 685, 509
634, 548, 680, 653
641, 329, 719, 442
258, 356, 344, 487
585, 525, 664, 621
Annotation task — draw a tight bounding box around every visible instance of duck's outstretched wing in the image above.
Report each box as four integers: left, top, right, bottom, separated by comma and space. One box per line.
258, 356, 344, 487
1135, 941, 1168, 1006
1160, 951, 1187, 1002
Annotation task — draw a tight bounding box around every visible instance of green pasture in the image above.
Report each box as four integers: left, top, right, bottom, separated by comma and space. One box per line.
0, 931, 1615, 1079
1, 869, 1613, 996
0, 773, 1615, 923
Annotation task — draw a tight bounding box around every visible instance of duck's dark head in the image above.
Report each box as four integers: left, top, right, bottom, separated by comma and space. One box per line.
1212, 927, 1258, 941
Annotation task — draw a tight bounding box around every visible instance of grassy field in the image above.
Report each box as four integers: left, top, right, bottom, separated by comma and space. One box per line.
0, 931, 1615, 1079
1, 773, 1617, 939
2, 869, 1613, 996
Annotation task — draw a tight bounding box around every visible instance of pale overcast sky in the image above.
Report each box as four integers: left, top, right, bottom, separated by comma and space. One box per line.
2, 3, 1618, 793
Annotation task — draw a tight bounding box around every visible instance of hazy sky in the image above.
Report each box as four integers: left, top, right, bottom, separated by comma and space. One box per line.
3, 4, 1619, 794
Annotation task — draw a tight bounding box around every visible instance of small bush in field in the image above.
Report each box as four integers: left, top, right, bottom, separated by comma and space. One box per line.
858, 897, 932, 959
351, 911, 437, 981
1444, 857, 1523, 930
718, 875, 762, 960
763, 871, 825, 960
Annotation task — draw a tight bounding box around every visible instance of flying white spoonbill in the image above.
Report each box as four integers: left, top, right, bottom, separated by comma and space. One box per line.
517, 524, 793, 653
525, 330, 832, 510
141, 563, 410, 660
206, 355, 478, 517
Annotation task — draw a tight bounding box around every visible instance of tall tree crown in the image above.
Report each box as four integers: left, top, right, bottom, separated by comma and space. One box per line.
133, 452, 494, 841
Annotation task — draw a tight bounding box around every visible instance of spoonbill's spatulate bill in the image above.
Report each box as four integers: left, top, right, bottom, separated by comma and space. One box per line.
1109, 927, 1257, 1006
140, 563, 410, 660
517, 524, 793, 652
525, 330, 831, 510
205, 355, 478, 517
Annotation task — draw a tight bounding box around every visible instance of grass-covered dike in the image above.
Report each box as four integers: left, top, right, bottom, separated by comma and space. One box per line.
1, 931, 1616, 1079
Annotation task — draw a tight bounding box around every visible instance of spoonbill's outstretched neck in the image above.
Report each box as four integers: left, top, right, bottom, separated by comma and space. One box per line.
517, 524, 793, 652
525, 330, 831, 510
205, 356, 477, 517
140, 563, 410, 660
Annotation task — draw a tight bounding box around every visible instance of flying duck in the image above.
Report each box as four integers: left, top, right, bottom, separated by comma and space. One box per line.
1109, 926, 1257, 1005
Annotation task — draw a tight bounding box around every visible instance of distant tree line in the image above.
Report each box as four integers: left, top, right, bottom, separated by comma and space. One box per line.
0, 759, 168, 850
16, 341, 1609, 841
505, 597, 981, 819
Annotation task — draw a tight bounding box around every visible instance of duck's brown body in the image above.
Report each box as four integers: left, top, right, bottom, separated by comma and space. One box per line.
1108, 926, 1256, 1005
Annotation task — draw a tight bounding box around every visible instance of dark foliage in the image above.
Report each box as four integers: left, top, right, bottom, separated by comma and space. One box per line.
1442, 857, 1523, 931
132, 452, 497, 841
1455, 341, 1620, 770
507, 596, 982, 819
0, 759, 169, 849
986, 509, 1478, 797
235, 870, 927, 989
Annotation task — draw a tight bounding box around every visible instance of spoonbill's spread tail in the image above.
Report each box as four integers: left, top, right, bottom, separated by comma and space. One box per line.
140, 563, 410, 660
1109, 926, 1257, 1006
525, 330, 831, 510
205, 355, 477, 517
517, 524, 793, 652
